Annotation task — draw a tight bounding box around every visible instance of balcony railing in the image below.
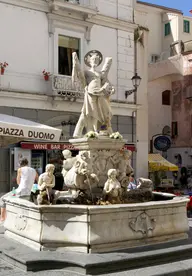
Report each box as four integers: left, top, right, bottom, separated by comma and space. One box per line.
65, 0, 96, 8
183, 40, 192, 54
52, 75, 84, 101
170, 40, 192, 56
51, 0, 97, 13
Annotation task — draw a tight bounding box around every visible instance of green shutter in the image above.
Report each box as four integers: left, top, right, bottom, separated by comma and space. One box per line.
165, 23, 171, 36
184, 20, 190, 33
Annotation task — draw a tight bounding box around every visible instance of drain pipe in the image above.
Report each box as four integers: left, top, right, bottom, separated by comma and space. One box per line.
133, 39, 137, 105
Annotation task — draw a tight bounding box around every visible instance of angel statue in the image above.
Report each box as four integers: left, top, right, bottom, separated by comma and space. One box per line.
72, 50, 115, 138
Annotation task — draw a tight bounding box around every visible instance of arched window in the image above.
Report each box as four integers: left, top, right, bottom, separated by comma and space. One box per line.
162, 90, 171, 105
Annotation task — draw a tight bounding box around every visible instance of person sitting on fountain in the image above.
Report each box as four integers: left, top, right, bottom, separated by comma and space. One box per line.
127, 174, 137, 191
37, 164, 60, 205
103, 169, 122, 204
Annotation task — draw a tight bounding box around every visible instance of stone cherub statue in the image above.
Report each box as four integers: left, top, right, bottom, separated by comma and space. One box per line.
62, 150, 77, 185
103, 169, 122, 204
72, 50, 115, 137
137, 178, 154, 192
64, 151, 99, 198
37, 164, 60, 205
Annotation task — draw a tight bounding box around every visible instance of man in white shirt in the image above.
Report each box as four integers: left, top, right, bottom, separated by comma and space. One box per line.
0, 158, 38, 224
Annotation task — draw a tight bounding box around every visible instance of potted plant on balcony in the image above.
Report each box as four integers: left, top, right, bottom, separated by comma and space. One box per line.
42, 70, 51, 81
0, 62, 8, 75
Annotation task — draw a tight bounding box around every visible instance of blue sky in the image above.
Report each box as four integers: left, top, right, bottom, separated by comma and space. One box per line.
139, 0, 192, 16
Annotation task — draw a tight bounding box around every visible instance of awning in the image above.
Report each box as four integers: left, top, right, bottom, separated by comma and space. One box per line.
148, 153, 178, 172
0, 114, 62, 147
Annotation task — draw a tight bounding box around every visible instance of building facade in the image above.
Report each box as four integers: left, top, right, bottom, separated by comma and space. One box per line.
0, 0, 149, 193
135, 1, 192, 172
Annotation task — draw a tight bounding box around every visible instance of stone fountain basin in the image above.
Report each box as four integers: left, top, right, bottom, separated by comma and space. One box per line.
3, 195, 189, 253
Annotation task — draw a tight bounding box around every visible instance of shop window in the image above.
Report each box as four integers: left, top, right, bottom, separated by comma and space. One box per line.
162, 90, 171, 105
172, 121, 178, 138
184, 20, 190, 33
58, 35, 80, 76
164, 23, 171, 36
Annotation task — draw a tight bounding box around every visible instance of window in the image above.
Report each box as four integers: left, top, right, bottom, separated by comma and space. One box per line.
172, 122, 178, 138
162, 90, 171, 105
184, 20, 190, 33
164, 23, 171, 36
58, 35, 80, 76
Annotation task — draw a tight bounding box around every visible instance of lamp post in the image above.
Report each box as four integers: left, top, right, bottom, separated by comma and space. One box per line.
125, 73, 142, 99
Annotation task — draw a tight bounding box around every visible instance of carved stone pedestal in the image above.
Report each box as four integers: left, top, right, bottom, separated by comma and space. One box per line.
69, 136, 133, 190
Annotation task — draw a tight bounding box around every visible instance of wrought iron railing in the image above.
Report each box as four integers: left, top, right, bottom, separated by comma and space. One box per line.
52, 74, 84, 100
170, 40, 192, 56
184, 40, 192, 54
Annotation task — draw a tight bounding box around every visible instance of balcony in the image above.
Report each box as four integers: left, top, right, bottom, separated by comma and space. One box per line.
52, 74, 84, 101
51, 0, 98, 16
0, 72, 83, 100
170, 40, 192, 56
183, 40, 192, 55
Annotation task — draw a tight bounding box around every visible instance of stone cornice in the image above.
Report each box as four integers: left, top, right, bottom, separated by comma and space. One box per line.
0, 0, 137, 32
0, 91, 138, 116
86, 14, 137, 32
0, 0, 49, 12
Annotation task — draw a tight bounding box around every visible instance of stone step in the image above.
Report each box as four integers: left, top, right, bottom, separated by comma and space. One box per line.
1, 233, 192, 275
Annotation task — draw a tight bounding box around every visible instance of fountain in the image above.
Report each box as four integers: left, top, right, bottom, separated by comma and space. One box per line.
3, 50, 189, 253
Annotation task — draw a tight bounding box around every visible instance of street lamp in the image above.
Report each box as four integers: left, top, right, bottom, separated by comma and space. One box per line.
125, 73, 142, 99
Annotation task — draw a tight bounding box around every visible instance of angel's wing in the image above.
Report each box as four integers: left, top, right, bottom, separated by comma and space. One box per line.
72, 52, 86, 91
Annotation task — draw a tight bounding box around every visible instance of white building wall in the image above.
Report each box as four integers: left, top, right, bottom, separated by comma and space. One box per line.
135, 3, 192, 65
148, 76, 172, 141
0, 3, 49, 93
0, 1, 135, 103
97, 0, 133, 21
0, 0, 150, 183
180, 16, 192, 42
135, 8, 163, 64
162, 13, 179, 53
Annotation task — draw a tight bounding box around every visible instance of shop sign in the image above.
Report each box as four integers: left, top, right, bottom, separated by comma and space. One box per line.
21, 142, 77, 150
123, 145, 136, 152
20, 142, 136, 152
154, 136, 171, 152
0, 127, 55, 140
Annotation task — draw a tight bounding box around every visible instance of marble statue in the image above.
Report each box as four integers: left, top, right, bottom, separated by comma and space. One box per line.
61, 150, 77, 179
103, 169, 122, 204
111, 150, 133, 181
137, 178, 154, 192
37, 164, 60, 205
64, 151, 99, 197
72, 50, 115, 137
